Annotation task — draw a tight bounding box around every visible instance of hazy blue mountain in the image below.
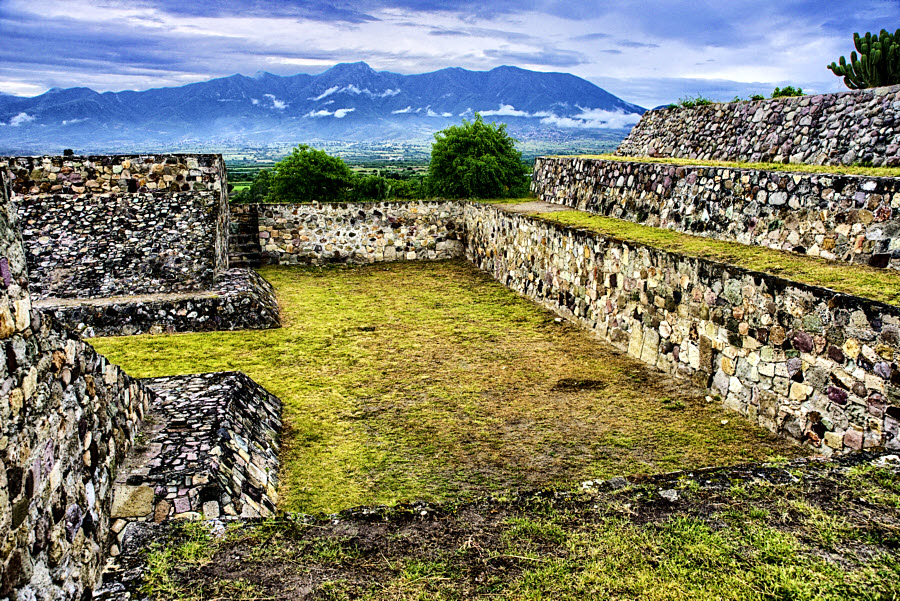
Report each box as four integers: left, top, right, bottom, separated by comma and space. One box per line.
0, 62, 645, 154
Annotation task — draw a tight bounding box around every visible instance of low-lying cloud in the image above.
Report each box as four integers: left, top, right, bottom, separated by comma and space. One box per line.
7, 112, 35, 126
311, 85, 401, 101
478, 104, 641, 129
304, 107, 355, 118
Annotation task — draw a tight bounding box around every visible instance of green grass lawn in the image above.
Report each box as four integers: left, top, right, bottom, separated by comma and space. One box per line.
92, 261, 805, 514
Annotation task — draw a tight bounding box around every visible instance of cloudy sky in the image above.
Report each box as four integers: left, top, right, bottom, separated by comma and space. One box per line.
1, 0, 898, 108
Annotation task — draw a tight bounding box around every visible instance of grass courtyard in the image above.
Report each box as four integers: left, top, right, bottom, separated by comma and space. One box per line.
93, 260, 805, 514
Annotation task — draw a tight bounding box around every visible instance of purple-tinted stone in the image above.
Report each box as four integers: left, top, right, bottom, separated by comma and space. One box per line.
64, 504, 83, 542
173, 496, 191, 514
827, 345, 844, 363
873, 361, 891, 380
792, 331, 814, 353
0, 257, 10, 288
787, 357, 802, 377
827, 385, 849, 405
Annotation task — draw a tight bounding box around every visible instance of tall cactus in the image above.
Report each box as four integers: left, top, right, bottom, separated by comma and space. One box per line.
828, 29, 900, 89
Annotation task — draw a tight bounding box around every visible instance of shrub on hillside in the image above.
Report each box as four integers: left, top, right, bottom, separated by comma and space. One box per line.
771, 86, 803, 98
268, 144, 354, 202
428, 114, 528, 198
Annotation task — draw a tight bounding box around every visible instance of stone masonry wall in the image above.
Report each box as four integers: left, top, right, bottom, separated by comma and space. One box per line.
257, 201, 465, 265
464, 203, 900, 455
38, 268, 281, 338
1, 185, 153, 600
616, 85, 900, 166
108, 372, 280, 549
532, 157, 900, 269
2, 155, 226, 197
17, 191, 229, 300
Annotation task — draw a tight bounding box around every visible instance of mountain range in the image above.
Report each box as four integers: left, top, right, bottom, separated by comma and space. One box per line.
0, 62, 645, 154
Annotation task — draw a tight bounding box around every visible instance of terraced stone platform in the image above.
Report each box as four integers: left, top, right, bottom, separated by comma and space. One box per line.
108, 372, 282, 555
35, 268, 280, 337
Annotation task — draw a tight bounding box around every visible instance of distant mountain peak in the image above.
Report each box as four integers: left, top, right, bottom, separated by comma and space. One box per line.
323, 61, 375, 75
0, 62, 645, 153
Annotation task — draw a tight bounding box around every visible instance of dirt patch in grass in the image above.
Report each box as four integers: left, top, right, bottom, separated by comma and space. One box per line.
125, 454, 900, 601
92, 260, 805, 514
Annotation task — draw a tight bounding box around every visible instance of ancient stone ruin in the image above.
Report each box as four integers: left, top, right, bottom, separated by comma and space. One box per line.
2, 84, 900, 600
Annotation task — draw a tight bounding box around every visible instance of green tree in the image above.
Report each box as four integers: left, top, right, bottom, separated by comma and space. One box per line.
828, 29, 900, 89
771, 86, 803, 98
428, 114, 526, 198
268, 144, 354, 202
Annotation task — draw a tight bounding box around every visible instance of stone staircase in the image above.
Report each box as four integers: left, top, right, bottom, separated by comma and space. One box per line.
229, 203, 266, 268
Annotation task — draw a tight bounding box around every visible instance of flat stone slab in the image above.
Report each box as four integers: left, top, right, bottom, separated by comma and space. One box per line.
110, 486, 155, 518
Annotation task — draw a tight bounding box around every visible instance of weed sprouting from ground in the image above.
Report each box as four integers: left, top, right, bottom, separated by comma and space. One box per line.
139, 460, 900, 600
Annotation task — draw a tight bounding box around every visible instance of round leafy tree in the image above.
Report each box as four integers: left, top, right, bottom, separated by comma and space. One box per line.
428, 114, 525, 198
269, 144, 354, 202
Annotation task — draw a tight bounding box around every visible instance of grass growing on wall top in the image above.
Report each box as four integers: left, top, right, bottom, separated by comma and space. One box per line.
91, 261, 804, 514
533, 210, 900, 306
559, 153, 900, 178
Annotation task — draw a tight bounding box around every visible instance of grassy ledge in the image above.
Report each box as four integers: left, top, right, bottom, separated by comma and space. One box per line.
554, 153, 900, 178
531, 210, 900, 306
91, 261, 804, 514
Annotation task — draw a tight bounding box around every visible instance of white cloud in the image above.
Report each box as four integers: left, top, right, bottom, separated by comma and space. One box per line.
480, 104, 549, 118
314, 85, 402, 100
311, 86, 339, 101
304, 107, 355, 118
250, 98, 259, 105
263, 93, 287, 109
61, 118, 88, 125
540, 107, 642, 129
475, 103, 641, 129
8, 112, 35, 126
391, 106, 413, 114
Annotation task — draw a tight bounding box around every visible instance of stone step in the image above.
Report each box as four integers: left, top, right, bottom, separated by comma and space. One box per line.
108, 372, 282, 555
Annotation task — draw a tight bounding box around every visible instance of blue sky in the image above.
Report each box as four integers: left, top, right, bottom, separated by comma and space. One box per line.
1, 0, 898, 108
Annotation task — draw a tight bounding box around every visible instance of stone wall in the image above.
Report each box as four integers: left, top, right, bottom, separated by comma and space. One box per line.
18, 190, 229, 300
2, 154, 226, 197
257, 201, 465, 265
615, 85, 900, 166
109, 372, 281, 550
532, 157, 900, 269
464, 203, 900, 454
0, 185, 153, 600
37, 268, 281, 338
